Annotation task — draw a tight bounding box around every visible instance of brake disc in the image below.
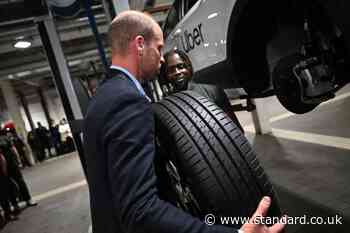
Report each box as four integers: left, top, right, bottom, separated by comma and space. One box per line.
272, 53, 319, 114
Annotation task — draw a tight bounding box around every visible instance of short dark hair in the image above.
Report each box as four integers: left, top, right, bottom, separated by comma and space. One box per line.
108, 11, 157, 56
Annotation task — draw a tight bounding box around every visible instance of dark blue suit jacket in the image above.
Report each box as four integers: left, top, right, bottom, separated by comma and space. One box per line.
83, 69, 237, 233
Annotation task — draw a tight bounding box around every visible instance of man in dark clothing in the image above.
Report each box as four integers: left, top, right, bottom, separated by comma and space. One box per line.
49, 120, 62, 156
0, 152, 18, 222
36, 122, 52, 158
27, 130, 43, 162
162, 49, 244, 132
83, 10, 285, 233
64, 136, 75, 153
0, 130, 37, 208
7, 131, 30, 167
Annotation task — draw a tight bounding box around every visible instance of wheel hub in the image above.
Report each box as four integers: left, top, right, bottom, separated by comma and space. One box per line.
165, 161, 202, 216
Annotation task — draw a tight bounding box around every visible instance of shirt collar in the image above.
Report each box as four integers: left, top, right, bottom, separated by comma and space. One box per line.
110, 65, 151, 102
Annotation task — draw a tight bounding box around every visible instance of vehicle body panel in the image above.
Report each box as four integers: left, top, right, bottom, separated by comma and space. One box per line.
165, 0, 237, 73
163, 0, 350, 100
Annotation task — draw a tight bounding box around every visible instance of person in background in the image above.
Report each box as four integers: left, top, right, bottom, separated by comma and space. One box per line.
161, 49, 244, 132
0, 151, 19, 223
49, 119, 62, 156
64, 136, 75, 153
0, 129, 37, 208
27, 130, 44, 162
6, 130, 30, 167
36, 122, 52, 158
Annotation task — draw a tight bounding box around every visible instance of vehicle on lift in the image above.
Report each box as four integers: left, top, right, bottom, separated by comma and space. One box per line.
151, 0, 350, 229
162, 0, 350, 114
78, 1, 350, 231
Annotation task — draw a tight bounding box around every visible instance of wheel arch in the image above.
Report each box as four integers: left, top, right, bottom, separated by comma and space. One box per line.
226, 0, 278, 95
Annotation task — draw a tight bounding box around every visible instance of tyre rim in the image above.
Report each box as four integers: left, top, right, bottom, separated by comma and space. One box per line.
165, 160, 202, 217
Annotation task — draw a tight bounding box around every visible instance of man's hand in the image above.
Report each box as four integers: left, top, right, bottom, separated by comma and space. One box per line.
240, 197, 286, 233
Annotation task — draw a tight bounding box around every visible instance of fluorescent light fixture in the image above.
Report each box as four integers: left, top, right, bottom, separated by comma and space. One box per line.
207, 12, 218, 19
34, 67, 50, 73
14, 40, 31, 49
78, 17, 88, 22
16, 71, 32, 77
69, 60, 82, 66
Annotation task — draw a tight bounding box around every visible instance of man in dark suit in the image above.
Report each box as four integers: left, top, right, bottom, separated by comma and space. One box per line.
83, 10, 285, 233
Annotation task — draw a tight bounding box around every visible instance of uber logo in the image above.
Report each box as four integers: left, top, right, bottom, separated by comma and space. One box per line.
180, 23, 204, 53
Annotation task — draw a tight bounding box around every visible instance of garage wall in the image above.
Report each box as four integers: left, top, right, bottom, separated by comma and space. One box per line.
19, 89, 67, 131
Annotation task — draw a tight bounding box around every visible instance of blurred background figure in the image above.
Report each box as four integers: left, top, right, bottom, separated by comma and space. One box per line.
0, 150, 19, 224
5, 129, 30, 168
36, 122, 52, 158
0, 129, 37, 208
49, 119, 62, 156
64, 136, 76, 154
27, 130, 44, 163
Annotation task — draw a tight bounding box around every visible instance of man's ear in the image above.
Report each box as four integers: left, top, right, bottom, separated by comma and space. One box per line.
135, 35, 145, 56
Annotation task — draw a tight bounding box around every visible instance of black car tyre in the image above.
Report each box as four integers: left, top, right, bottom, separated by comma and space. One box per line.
153, 91, 281, 226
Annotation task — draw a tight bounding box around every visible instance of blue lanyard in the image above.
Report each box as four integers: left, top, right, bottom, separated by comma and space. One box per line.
110, 65, 151, 102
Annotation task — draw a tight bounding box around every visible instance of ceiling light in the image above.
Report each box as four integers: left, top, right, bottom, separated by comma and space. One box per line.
14, 40, 31, 49
208, 12, 218, 19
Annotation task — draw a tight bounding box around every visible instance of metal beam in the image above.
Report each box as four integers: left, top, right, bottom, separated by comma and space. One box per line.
0, 13, 106, 40
37, 87, 51, 127
0, 21, 109, 54
0, 2, 35, 25
0, 48, 110, 78
18, 91, 35, 131
112, 0, 129, 15
37, 16, 86, 175
102, 0, 112, 22
0, 39, 103, 69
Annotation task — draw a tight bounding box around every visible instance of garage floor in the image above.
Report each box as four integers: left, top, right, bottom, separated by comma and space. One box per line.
1, 85, 349, 233
248, 134, 350, 233
0, 153, 90, 233
241, 84, 350, 233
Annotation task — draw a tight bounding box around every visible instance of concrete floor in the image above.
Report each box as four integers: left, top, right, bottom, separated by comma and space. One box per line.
1, 153, 90, 233
250, 134, 350, 233
243, 84, 350, 233
1, 85, 349, 233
